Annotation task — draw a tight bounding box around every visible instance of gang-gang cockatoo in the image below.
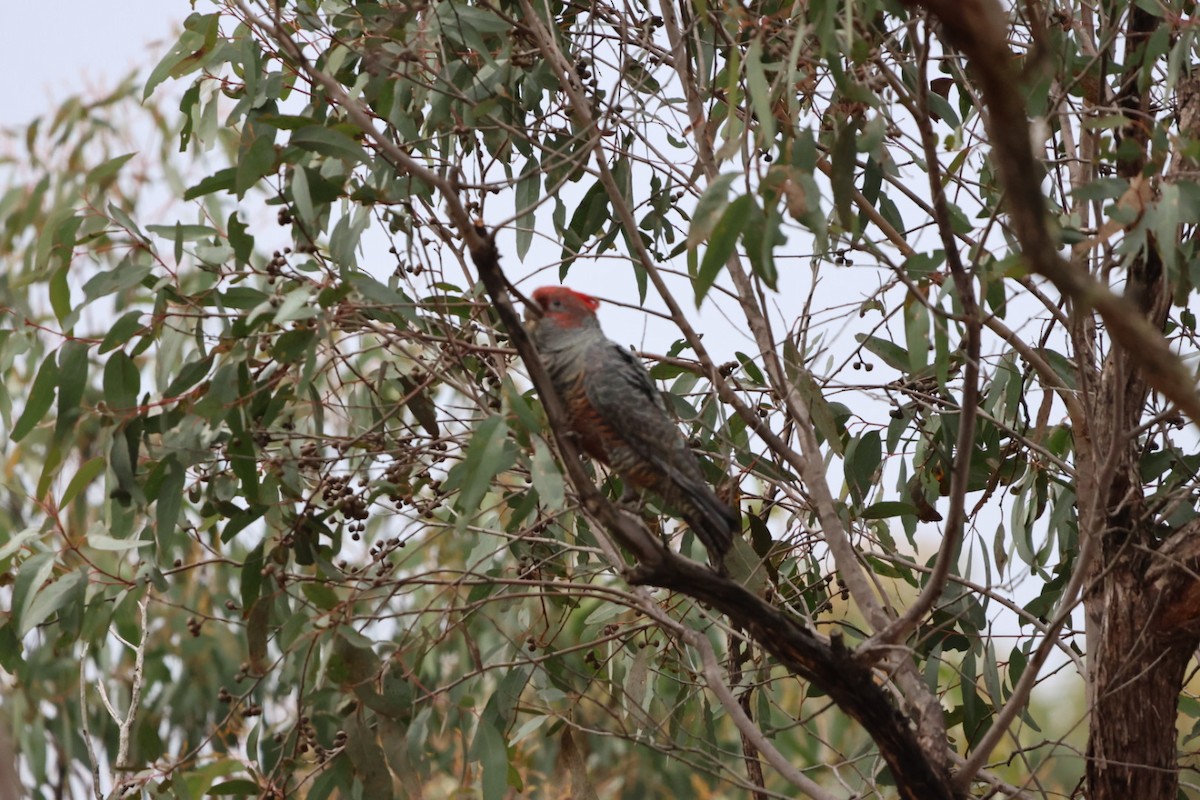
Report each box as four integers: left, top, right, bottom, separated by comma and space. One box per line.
526, 286, 738, 566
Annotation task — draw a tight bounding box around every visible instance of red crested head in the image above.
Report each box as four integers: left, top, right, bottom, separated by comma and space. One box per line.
530, 286, 601, 329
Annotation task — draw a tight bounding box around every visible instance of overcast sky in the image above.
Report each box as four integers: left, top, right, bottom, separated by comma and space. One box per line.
1, 2, 178, 128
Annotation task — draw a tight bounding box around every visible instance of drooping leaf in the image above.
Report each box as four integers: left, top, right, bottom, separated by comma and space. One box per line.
12, 354, 59, 442
695, 194, 753, 305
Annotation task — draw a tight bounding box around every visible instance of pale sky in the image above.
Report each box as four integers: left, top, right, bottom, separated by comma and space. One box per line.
1, 2, 178, 127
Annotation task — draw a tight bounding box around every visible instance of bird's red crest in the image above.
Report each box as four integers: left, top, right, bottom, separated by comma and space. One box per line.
531, 286, 601, 326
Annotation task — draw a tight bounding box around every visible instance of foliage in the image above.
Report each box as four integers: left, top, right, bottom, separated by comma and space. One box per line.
3, 0, 1200, 797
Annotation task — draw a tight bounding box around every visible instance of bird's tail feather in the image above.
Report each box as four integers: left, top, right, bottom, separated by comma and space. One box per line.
685, 487, 738, 560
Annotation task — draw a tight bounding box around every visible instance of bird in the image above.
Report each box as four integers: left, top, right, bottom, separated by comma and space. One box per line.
525, 285, 738, 567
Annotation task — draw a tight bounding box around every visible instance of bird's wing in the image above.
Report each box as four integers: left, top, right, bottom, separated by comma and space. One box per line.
584, 342, 708, 486
586, 341, 737, 556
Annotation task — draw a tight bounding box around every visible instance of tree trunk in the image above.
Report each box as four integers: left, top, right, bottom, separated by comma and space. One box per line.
1086, 547, 1196, 798
1078, 262, 1193, 798
1079, 202, 1190, 798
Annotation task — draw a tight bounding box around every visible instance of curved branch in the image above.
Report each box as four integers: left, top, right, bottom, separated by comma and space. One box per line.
239, 4, 960, 795
474, 232, 958, 800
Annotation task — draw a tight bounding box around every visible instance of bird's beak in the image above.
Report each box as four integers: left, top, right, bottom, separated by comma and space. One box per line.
523, 302, 542, 332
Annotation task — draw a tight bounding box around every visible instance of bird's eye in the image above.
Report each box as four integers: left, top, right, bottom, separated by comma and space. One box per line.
550, 300, 563, 310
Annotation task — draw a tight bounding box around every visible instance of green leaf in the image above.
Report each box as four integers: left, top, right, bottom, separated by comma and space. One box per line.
156, 455, 187, 543
271, 329, 316, 364
108, 203, 148, 243
85, 153, 137, 187
109, 427, 143, 506
143, 13, 221, 99
178, 82, 201, 151
55, 341, 89, 440
246, 597, 270, 675
855, 334, 910, 373
221, 505, 267, 544
516, 157, 540, 261
206, 780, 262, 796
291, 125, 369, 164
451, 415, 515, 529
10, 552, 54, 636
226, 409, 261, 504
688, 173, 738, 249
99, 312, 146, 354
345, 714, 394, 800
735, 352, 766, 384
904, 295, 930, 373
228, 212, 254, 266
1032, 347, 1078, 390
696, 194, 753, 304
84, 532, 155, 551
166, 356, 216, 400
328, 208, 371, 270
81, 259, 153, 305
301, 582, 340, 612
785, 340, 843, 456
347, 274, 416, 323
845, 430, 882, 504
471, 665, 531, 800
502, 380, 541, 434
12, 354, 60, 442
742, 196, 782, 290
831, 119, 857, 232
291, 166, 315, 226
861, 501, 920, 520
530, 438, 565, 510
328, 631, 382, 685
103, 351, 141, 413
272, 287, 317, 325
904, 250, 945, 281
745, 38, 775, 145
236, 123, 279, 197
49, 267, 72, 328
184, 168, 237, 200
927, 92, 960, 128
20, 568, 86, 637
621, 60, 661, 94
240, 543, 266, 610
60, 457, 106, 508
0, 526, 40, 565
396, 374, 440, 438
563, 181, 610, 259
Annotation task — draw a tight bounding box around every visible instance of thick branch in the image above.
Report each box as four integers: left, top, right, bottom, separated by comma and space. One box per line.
241, 4, 960, 794
473, 235, 959, 800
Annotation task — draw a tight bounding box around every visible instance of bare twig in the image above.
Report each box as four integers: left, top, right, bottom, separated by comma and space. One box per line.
636, 599, 840, 800
79, 644, 104, 800
86, 594, 152, 800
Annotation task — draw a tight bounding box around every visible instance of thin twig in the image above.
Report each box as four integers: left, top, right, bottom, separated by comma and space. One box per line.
79, 644, 104, 800
635, 596, 841, 800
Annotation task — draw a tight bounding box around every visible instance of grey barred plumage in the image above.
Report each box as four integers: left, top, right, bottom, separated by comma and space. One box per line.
526, 286, 737, 566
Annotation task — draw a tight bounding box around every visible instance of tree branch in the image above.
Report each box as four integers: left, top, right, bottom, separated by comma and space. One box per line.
473, 233, 959, 799
907, 0, 1200, 427
240, 4, 961, 795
